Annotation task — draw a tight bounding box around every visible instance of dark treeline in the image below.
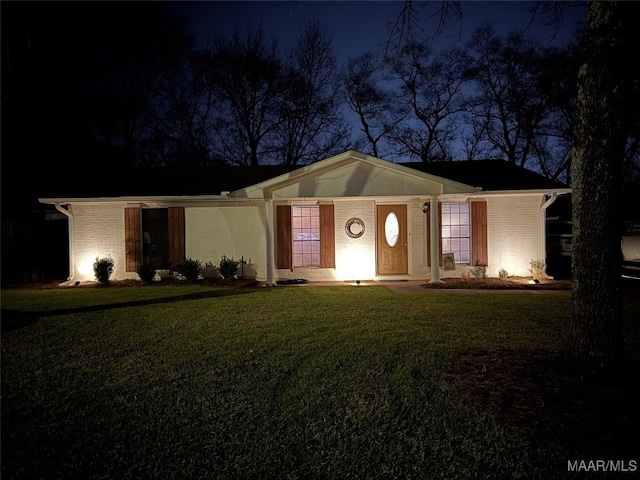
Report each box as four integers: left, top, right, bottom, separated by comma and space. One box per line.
2, 2, 638, 184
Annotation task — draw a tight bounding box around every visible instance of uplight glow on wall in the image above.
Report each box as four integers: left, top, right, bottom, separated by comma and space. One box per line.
336, 244, 376, 281
77, 252, 98, 281
76, 251, 122, 281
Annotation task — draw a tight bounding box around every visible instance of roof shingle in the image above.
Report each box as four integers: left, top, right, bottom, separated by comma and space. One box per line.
31, 158, 567, 200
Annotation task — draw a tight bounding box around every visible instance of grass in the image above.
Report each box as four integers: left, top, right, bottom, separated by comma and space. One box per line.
1, 284, 638, 479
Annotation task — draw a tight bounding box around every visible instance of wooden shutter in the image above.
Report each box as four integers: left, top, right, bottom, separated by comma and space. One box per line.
426, 203, 443, 267
125, 207, 141, 272
319, 204, 335, 268
168, 207, 185, 269
276, 205, 292, 269
471, 201, 488, 266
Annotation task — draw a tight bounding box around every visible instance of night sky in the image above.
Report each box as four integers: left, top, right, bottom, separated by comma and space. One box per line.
1, 0, 586, 215
165, 0, 585, 61
159, 0, 585, 166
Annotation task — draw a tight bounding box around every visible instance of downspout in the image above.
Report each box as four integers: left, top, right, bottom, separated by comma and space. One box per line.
540, 193, 557, 277
55, 203, 76, 286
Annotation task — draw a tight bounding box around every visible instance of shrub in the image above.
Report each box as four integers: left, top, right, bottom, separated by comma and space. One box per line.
529, 259, 546, 281
498, 268, 509, 280
471, 264, 487, 279
137, 263, 156, 284
219, 256, 240, 280
93, 256, 115, 284
175, 258, 202, 282
461, 271, 471, 281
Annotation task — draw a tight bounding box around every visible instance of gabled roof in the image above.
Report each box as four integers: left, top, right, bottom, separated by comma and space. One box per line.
400, 160, 567, 191
232, 151, 476, 198
34, 152, 568, 203
32, 165, 297, 199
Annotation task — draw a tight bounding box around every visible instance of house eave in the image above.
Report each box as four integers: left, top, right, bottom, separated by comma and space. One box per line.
470, 188, 572, 197
38, 187, 572, 207
38, 194, 233, 205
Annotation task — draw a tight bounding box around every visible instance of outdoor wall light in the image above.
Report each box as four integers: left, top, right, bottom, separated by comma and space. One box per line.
422, 203, 429, 214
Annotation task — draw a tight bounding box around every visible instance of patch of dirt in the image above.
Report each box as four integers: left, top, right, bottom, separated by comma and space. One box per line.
422, 277, 571, 290
448, 348, 640, 458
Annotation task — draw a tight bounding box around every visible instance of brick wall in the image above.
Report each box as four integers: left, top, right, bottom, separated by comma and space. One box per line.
72, 203, 129, 281
67, 195, 546, 283
486, 196, 544, 277
185, 204, 266, 279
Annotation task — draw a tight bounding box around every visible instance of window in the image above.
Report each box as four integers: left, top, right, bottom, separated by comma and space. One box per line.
441, 202, 470, 264
384, 212, 399, 247
142, 209, 169, 269
292, 206, 320, 267
276, 204, 334, 270
125, 207, 185, 272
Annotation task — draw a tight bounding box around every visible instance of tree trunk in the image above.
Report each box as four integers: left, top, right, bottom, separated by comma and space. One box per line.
568, 1, 634, 378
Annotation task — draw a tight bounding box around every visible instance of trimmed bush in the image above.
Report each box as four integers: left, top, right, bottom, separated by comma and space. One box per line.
175, 258, 202, 282
219, 256, 240, 280
93, 256, 115, 284
471, 264, 487, 279
137, 263, 156, 284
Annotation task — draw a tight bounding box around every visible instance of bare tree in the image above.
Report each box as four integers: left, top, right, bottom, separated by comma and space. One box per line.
272, 21, 350, 166
160, 51, 221, 166
465, 24, 556, 169
388, 42, 471, 162
343, 52, 399, 158
459, 119, 492, 162
384, 0, 462, 58
207, 27, 284, 166
86, 3, 193, 167
534, 44, 578, 183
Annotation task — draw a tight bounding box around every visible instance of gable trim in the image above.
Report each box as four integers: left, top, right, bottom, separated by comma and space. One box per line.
232, 151, 477, 198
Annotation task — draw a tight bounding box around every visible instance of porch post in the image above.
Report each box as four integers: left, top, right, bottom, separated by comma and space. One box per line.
430, 195, 441, 283
265, 199, 275, 285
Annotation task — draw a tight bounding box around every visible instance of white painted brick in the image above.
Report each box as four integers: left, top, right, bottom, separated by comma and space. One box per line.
185, 205, 266, 279
67, 194, 547, 283
71, 204, 129, 281
486, 196, 544, 277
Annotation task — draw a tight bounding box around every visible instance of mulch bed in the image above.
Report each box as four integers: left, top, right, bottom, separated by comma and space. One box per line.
422, 277, 572, 290
4, 276, 572, 290
448, 348, 640, 458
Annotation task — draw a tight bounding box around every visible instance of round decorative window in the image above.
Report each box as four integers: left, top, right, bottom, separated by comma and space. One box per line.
385, 212, 399, 247
345, 217, 365, 238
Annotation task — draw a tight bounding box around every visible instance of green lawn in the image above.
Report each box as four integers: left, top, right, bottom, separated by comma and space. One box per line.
1, 285, 637, 479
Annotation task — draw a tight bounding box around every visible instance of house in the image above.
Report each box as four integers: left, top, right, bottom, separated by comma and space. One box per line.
38, 151, 570, 285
